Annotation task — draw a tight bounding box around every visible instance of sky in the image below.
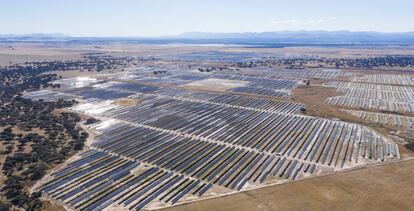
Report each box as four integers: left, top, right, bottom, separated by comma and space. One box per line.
1, 0, 414, 37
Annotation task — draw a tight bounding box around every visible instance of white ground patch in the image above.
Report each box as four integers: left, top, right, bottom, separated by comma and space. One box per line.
180, 78, 249, 92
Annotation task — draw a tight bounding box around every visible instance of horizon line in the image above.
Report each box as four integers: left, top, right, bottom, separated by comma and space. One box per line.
2, 30, 414, 38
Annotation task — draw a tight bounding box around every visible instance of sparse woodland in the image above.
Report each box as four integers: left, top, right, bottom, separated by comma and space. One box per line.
0, 57, 130, 210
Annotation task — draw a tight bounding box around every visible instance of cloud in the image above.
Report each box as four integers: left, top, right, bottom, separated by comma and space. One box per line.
269, 17, 337, 26
308, 17, 337, 24
269, 19, 300, 26
308, 19, 325, 24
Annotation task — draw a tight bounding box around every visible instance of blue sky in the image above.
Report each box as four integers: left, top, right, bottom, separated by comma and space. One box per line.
1, 0, 414, 36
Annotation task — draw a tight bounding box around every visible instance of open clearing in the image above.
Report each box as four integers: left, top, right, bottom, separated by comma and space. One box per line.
180, 78, 249, 92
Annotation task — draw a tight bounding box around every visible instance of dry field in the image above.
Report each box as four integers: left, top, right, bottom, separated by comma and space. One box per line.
0, 44, 85, 66
2, 43, 414, 66
273, 46, 414, 58
164, 158, 414, 211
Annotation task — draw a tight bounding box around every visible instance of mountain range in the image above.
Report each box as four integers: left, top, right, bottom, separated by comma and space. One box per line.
1, 31, 414, 45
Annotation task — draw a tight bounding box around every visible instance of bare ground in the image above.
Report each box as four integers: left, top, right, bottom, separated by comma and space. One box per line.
164, 159, 414, 211
181, 78, 248, 92
112, 97, 140, 106
42, 200, 66, 211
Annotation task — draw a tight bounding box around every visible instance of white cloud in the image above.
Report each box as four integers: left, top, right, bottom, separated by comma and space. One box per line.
269, 19, 300, 26
308, 19, 324, 24
308, 17, 337, 24
269, 17, 337, 26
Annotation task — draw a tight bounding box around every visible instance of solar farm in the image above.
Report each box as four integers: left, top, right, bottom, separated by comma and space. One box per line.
21, 66, 403, 211
322, 73, 414, 149
342, 110, 414, 129
324, 80, 414, 113
352, 74, 414, 85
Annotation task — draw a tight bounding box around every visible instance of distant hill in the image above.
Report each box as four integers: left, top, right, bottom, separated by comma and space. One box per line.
174, 31, 414, 44
0, 33, 71, 41
1, 31, 414, 45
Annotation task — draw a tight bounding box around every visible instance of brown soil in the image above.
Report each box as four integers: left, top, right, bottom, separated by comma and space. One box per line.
164, 159, 414, 211
42, 200, 66, 211
23, 142, 33, 153
290, 84, 346, 119
112, 97, 140, 106
12, 126, 46, 137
